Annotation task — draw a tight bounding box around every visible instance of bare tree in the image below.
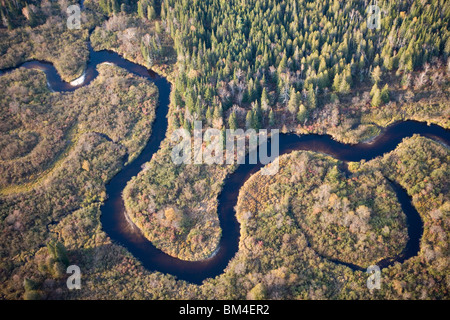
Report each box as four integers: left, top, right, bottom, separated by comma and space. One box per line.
414, 71, 428, 89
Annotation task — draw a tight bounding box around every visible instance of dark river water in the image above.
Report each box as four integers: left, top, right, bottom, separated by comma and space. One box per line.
1, 45, 449, 284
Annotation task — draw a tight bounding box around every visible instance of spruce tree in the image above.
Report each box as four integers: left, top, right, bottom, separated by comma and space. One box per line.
228, 111, 238, 130
288, 87, 298, 117
245, 110, 253, 129
137, 0, 145, 19
380, 84, 390, 103
371, 66, 382, 84
205, 106, 213, 125
269, 108, 275, 126
307, 86, 317, 109
213, 105, 222, 121
260, 88, 270, 112
297, 104, 308, 123
253, 101, 262, 127
147, 5, 156, 20
371, 86, 382, 107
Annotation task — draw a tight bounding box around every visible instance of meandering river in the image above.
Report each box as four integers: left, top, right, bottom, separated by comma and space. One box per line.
1, 44, 449, 284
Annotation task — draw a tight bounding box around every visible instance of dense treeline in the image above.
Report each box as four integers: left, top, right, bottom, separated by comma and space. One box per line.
161, 0, 449, 131
0, 0, 45, 29
88, 0, 449, 144
96, 0, 155, 17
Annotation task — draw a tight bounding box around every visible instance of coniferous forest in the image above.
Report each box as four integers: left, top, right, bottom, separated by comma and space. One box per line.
0, 0, 449, 302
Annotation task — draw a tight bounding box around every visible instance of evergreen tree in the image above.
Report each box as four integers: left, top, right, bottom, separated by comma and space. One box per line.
288, 87, 298, 117
253, 101, 262, 127
370, 83, 378, 97
297, 104, 308, 123
371, 66, 382, 84
173, 114, 181, 128
332, 73, 341, 92
183, 118, 191, 132
260, 88, 270, 112
371, 86, 382, 107
251, 110, 260, 130
111, 0, 120, 14
185, 93, 195, 114
228, 111, 238, 130
269, 108, 276, 126
339, 75, 351, 94
47, 240, 69, 266
307, 86, 317, 109
206, 106, 213, 125
137, 0, 146, 19
155, 21, 162, 34
245, 110, 253, 129
147, 5, 156, 20
380, 84, 390, 103
213, 105, 222, 120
